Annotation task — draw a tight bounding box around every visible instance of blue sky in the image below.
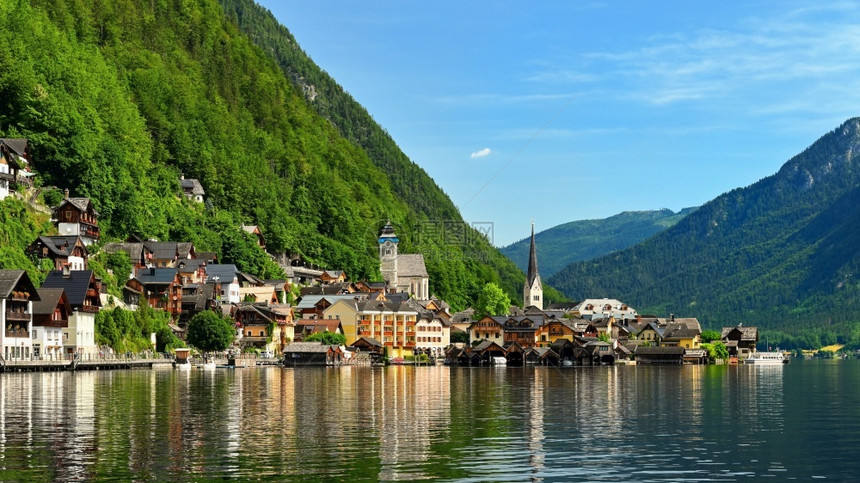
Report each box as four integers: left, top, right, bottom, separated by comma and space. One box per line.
259, 1, 860, 247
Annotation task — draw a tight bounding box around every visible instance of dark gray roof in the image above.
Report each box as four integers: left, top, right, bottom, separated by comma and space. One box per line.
0, 138, 27, 156
103, 242, 144, 262
134, 268, 178, 285
32, 288, 66, 316
206, 264, 239, 283
177, 242, 194, 259
55, 197, 99, 216
180, 178, 205, 195
351, 336, 383, 348
635, 346, 685, 355
721, 325, 758, 341
144, 241, 178, 260
283, 342, 335, 353
176, 259, 206, 272
40, 270, 94, 307
32, 236, 84, 257
0, 270, 38, 300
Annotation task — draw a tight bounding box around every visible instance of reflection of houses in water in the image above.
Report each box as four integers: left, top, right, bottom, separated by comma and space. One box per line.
527, 368, 545, 475
372, 367, 451, 481
0, 372, 97, 481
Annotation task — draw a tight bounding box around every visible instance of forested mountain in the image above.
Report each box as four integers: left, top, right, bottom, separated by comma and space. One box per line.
501, 208, 696, 278
549, 118, 860, 347
0, 0, 562, 309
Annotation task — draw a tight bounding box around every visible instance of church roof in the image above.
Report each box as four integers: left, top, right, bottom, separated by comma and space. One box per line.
397, 254, 428, 278
526, 223, 540, 286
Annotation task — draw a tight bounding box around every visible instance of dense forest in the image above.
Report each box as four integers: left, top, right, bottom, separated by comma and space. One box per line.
501, 208, 696, 278
0, 0, 565, 310
550, 119, 860, 349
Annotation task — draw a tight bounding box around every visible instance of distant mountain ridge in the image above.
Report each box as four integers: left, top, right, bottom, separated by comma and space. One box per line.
501, 208, 696, 278
549, 118, 860, 338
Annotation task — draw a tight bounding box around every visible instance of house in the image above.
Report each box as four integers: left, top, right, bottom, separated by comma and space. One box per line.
468, 316, 506, 344
179, 283, 217, 325
502, 316, 545, 349
414, 312, 450, 357
39, 269, 100, 355
234, 304, 281, 353
295, 318, 344, 341
143, 241, 180, 268
351, 298, 423, 358
471, 340, 507, 365
180, 176, 205, 203
125, 268, 182, 316
297, 294, 359, 320
27, 236, 89, 271
721, 325, 758, 359
241, 224, 266, 249
322, 298, 362, 344
350, 336, 383, 362
661, 324, 702, 350
0, 138, 33, 199
0, 270, 39, 360
282, 342, 342, 366
31, 288, 71, 359
206, 264, 241, 304
572, 298, 637, 321
176, 259, 207, 285
319, 270, 347, 285
52, 190, 100, 245
102, 242, 147, 275
535, 318, 584, 347
635, 346, 685, 365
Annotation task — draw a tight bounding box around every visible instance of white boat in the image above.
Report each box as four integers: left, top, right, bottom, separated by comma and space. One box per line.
745, 352, 787, 365
491, 356, 507, 366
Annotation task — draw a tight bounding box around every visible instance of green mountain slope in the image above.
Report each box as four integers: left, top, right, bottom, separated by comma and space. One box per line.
0, 0, 555, 309
501, 208, 696, 278
549, 118, 860, 342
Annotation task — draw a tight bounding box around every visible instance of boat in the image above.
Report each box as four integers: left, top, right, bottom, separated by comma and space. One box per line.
491, 356, 507, 366
744, 351, 787, 365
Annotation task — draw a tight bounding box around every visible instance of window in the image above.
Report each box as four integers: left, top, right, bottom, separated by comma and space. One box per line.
33, 330, 37, 339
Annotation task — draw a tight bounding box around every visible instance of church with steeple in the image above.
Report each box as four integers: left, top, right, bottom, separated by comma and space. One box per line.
523, 222, 543, 310
378, 220, 429, 300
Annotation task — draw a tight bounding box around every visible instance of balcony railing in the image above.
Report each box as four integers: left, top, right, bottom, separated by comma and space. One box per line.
5, 329, 29, 338
78, 305, 100, 313
5, 311, 30, 322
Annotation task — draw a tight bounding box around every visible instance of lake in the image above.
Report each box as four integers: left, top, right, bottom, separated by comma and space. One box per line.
0, 361, 857, 481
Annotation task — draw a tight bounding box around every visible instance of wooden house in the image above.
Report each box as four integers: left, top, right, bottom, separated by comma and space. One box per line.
125, 267, 182, 316
40, 269, 101, 355
241, 225, 266, 249
31, 288, 71, 359
52, 191, 100, 245
27, 236, 88, 271
0, 138, 32, 199
0, 270, 39, 360
283, 342, 342, 366
721, 325, 758, 359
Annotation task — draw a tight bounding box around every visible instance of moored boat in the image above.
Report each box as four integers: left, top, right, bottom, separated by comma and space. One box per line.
744, 351, 787, 365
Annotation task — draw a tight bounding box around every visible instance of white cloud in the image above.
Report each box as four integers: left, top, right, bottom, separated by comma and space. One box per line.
470, 148, 492, 159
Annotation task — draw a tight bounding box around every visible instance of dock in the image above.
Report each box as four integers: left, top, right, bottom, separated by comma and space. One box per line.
0, 355, 175, 373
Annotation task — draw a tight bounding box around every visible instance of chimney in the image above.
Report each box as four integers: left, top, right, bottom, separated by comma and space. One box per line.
150, 267, 156, 276
62, 265, 71, 278
63, 188, 70, 200
670, 313, 675, 322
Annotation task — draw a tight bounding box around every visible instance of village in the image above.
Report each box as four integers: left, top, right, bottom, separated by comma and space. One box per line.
0, 137, 761, 370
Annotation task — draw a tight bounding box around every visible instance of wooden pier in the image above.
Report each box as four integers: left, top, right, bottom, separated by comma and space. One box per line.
0, 356, 175, 373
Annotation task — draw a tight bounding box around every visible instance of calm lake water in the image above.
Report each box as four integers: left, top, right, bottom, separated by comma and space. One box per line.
0, 361, 857, 481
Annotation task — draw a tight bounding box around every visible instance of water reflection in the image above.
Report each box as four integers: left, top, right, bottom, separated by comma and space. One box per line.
0, 362, 857, 480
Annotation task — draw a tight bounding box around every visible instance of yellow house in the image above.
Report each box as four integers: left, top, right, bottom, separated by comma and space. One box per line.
322, 298, 360, 344
535, 318, 585, 347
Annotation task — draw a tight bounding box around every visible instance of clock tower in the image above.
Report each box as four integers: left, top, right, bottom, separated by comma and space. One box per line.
378, 220, 399, 287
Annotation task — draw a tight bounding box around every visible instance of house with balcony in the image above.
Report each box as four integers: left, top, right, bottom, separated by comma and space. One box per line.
354, 298, 421, 358
206, 264, 241, 304
0, 270, 39, 360
125, 267, 182, 317
414, 312, 450, 357
27, 235, 89, 271
721, 325, 758, 360
535, 318, 587, 347
32, 288, 71, 360
0, 138, 33, 199
52, 191, 100, 245
40, 269, 101, 355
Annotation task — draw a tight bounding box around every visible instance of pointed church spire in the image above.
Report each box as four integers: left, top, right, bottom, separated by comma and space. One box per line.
527, 220, 539, 286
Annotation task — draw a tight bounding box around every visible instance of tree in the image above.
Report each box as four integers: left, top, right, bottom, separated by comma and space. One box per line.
474, 282, 510, 319
187, 311, 235, 352
701, 330, 721, 343
305, 331, 346, 346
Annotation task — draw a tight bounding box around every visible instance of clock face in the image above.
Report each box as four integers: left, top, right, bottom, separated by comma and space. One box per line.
385, 240, 392, 247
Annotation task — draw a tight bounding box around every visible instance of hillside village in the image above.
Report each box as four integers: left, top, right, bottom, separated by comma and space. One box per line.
1, 137, 760, 367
